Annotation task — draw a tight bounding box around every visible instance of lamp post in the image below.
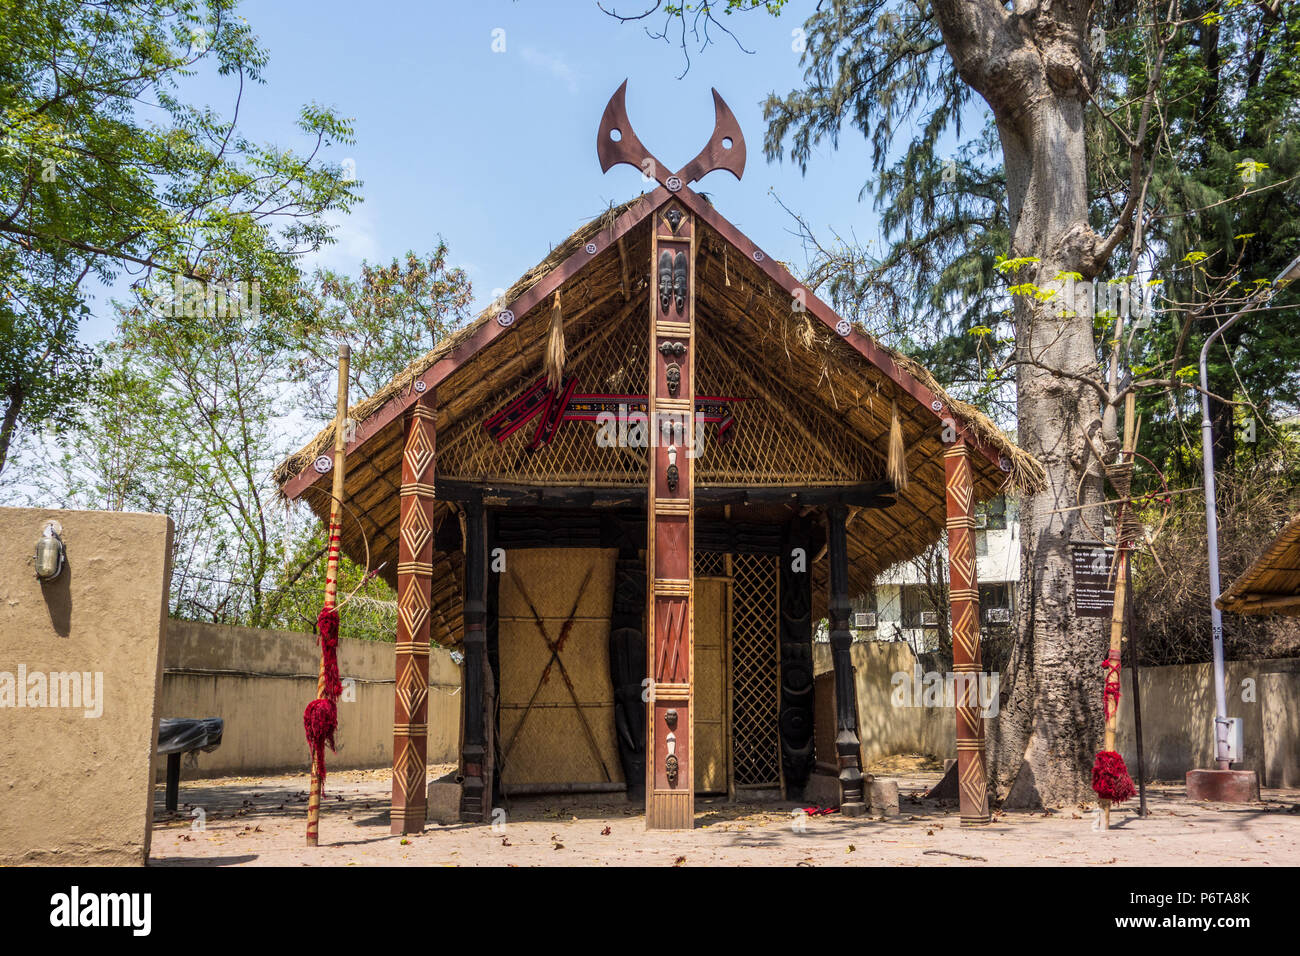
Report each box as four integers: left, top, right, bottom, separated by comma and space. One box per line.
1198, 252, 1300, 770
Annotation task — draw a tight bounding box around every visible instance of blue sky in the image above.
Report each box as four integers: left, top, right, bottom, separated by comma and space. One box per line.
82, 0, 949, 340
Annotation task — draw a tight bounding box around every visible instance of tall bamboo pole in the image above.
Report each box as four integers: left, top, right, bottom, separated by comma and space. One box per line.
307, 342, 350, 847
1100, 390, 1136, 830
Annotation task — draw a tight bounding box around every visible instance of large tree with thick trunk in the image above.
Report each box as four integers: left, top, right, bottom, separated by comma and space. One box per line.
929, 0, 1116, 806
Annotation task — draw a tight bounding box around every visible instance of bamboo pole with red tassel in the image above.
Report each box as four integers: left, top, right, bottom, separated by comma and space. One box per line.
1096, 390, 1139, 829
306, 342, 350, 846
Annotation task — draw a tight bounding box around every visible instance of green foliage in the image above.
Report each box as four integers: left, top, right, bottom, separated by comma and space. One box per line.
291, 245, 473, 418
0, 0, 359, 477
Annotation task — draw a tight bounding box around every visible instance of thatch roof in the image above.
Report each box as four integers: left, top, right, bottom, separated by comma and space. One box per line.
1218, 512, 1300, 616
274, 186, 1044, 643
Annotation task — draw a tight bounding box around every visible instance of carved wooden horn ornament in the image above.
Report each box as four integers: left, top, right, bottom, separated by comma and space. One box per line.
596, 80, 746, 188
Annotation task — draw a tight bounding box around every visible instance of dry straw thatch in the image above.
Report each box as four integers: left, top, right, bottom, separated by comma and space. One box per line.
273, 191, 1045, 640
1218, 512, 1300, 616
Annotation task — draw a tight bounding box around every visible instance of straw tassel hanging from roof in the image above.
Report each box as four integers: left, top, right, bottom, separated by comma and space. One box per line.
887, 398, 909, 491
545, 290, 566, 389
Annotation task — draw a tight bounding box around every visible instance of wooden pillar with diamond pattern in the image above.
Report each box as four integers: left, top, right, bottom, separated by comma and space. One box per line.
944, 439, 991, 826
645, 198, 696, 830
390, 390, 436, 834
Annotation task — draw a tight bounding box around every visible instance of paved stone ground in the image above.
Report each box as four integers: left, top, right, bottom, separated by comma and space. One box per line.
149, 767, 1300, 866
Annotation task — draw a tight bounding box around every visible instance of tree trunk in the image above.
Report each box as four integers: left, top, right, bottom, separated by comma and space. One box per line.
933, 0, 1110, 807
0, 381, 24, 480
993, 99, 1110, 808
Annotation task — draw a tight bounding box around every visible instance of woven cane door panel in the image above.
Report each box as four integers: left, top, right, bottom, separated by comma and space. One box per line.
730, 553, 781, 788
497, 548, 624, 787
694, 577, 728, 794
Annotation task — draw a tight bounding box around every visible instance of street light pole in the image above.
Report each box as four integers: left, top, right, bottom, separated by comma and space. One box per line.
1198, 252, 1300, 770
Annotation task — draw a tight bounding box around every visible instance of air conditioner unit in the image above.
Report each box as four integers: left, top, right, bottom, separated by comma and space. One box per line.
920, 611, 941, 627
987, 607, 1011, 624
853, 611, 877, 629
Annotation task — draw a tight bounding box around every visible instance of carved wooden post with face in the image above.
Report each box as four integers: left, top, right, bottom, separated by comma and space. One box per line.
645, 199, 696, 830
595, 80, 747, 831
943, 439, 991, 826
391, 390, 436, 834
826, 503, 866, 816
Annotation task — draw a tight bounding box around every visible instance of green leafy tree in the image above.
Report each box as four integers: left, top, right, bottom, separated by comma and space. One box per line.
0, 0, 359, 478
292, 244, 473, 419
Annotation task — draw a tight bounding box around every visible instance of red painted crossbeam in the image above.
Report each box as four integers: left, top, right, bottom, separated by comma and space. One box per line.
483, 377, 743, 450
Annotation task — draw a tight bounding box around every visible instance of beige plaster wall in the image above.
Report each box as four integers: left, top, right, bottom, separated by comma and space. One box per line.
157, 620, 461, 780
0, 508, 173, 866
812, 637, 1299, 788
1115, 658, 1300, 784
814, 641, 958, 766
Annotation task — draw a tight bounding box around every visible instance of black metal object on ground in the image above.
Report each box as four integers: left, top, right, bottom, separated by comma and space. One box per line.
157, 717, 224, 813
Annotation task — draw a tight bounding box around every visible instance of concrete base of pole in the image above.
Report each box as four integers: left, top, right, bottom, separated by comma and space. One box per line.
1186, 769, 1261, 803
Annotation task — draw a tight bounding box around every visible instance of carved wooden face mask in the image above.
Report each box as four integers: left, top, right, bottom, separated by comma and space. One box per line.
658, 250, 674, 314
673, 251, 687, 314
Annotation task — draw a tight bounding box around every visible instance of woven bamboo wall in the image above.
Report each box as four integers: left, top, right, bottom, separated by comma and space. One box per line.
496, 548, 623, 787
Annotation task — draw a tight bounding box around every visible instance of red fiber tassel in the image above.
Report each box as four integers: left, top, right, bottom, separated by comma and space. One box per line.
303, 697, 338, 784
317, 606, 343, 701
304, 605, 343, 783
1092, 750, 1136, 803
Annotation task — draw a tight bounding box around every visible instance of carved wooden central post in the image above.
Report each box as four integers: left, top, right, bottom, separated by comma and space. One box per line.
645, 199, 696, 830
943, 439, 991, 826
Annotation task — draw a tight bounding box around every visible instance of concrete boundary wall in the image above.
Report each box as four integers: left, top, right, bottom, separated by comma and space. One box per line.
1115, 657, 1300, 786
156, 620, 462, 780
817, 638, 1299, 787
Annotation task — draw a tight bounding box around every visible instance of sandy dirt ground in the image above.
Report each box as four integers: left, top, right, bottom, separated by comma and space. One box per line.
149, 764, 1300, 866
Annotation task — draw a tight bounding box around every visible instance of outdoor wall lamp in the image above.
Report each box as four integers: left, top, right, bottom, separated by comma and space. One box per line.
35, 521, 65, 582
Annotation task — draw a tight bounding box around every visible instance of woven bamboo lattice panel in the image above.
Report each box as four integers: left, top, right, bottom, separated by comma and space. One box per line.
436, 297, 650, 485
730, 552, 781, 788
693, 319, 882, 487
695, 549, 726, 578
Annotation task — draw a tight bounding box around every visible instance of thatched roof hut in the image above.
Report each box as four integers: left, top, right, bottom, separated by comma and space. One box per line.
275, 90, 1048, 830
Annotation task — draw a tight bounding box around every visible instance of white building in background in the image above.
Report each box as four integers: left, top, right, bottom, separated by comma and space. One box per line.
849, 494, 1021, 654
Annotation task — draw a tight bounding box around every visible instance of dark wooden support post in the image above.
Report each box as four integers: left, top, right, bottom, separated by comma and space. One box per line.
460, 497, 491, 822
391, 391, 436, 834
165, 754, 181, 813
943, 440, 991, 826
827, 503, 866, 816
486, 514, 502, 805
778, 515, 816, 798
610, 530, 647, 801
646, 199, 696, 830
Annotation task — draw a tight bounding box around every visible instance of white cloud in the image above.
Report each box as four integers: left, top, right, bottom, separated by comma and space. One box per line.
520, 46, 580, 94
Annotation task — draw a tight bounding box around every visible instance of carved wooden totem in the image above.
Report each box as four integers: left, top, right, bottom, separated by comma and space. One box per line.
645, 200, 696, 830
391, 391, 436, 834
